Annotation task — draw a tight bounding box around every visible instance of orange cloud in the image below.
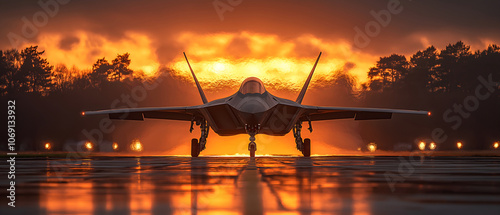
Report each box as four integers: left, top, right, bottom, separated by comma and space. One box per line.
26, 31, 379, 89
171, 31, 379, 89
26, 31, 160, 76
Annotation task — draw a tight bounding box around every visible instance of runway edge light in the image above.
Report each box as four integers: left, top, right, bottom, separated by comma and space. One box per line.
418, 141, 426, 151
428, 142, 436, 150
85, 141, 93, 151
44, 142, 52, 150
367, 142, 377, 152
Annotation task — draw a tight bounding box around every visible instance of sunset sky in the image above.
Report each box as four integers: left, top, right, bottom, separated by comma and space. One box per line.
2, 0, 499, 88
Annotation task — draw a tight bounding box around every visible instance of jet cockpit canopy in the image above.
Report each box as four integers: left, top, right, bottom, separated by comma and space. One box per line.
239, 77, 266, 94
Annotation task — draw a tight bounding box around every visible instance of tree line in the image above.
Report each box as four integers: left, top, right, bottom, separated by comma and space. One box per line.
360, 41, 500, 150
0, 41, 499, 151
0, 46, 134, 96
0, 46, 150, 152
364, 41, 500, 94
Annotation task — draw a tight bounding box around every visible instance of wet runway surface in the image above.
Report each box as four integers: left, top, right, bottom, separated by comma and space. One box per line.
2, 156, 500, 214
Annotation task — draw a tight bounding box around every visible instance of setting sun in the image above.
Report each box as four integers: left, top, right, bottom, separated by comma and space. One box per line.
212, 62, 226, 73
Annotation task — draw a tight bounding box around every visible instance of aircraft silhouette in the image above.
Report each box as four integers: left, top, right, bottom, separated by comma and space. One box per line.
83, 52, 429, 157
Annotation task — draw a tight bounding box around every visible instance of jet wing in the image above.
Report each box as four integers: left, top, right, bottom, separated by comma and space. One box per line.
299, 105, 429, 121
82, 106, 203, 121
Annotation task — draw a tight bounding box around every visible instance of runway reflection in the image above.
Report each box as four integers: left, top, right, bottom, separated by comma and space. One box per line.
36, 157, 376, 214
257, 157, 374, 214
2, 156, 496, 215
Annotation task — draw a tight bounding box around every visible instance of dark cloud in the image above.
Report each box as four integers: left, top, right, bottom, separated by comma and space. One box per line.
58, 35, 79, 50
292, 39, 322, 58
156, 43, 183, 65
1, 0, 499, 55
225, 35, 251, 58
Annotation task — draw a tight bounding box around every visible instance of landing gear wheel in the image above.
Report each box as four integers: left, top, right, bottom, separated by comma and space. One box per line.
249, 142, 256, 158
302, 138, 311, 157
191, 138, 200, 157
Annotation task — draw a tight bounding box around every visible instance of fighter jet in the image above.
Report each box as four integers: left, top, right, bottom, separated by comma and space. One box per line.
83, 52, 429, 157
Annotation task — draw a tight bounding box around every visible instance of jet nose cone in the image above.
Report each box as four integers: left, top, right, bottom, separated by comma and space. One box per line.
239, 99, 269, 114
233, 95, 273, 125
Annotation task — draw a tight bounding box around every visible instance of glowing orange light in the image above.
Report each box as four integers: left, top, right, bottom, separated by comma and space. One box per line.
130, 140, 143, 152
429, 142, 436, 150
367, 142, 377, 152
493, 142, 499, 149
81, 111, 85, 116
44, 142, 51, 150
418, 141, 426, 151
169, 32, 379, 90
457, 142, 463, 149
112, 142, 119, 150
31, 31, 382, 91
85, 141, 93, 150
427, 112, 432, 116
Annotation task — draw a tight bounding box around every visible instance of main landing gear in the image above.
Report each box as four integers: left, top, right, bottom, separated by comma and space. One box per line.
189, 120, 312, 158
293, 121, 311, 157
191, 119, 209, 157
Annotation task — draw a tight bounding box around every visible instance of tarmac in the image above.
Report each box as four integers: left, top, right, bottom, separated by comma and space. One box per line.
1, 155, 500, 215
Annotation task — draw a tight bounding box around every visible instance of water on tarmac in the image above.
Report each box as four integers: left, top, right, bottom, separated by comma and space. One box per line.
1, 156, 500, 215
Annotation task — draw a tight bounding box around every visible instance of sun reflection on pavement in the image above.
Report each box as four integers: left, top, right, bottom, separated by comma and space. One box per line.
1, 156, 494, 215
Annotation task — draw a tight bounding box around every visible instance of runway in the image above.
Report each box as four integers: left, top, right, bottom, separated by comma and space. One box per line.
2, 155, 500, 214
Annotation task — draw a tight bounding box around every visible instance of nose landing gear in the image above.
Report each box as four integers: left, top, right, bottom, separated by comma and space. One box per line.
246, 124, 260, 157
248, 141, 256, 158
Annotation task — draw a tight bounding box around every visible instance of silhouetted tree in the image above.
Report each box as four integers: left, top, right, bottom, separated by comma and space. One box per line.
110, 53, 132, 81
0, 49, 22, 95
0, 50, 9, 95
18, 46, 53, 94
90, 57, 112, 87
407, 46, 438, 92
476, 44, 500, 78
52, 64, 76, 92
435, 41, 472, 92
367, 54, 409, 91
72, 71, 92, 90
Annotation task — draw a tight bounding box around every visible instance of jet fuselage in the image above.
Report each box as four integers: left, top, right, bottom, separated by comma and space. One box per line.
197, 78, 303, 136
